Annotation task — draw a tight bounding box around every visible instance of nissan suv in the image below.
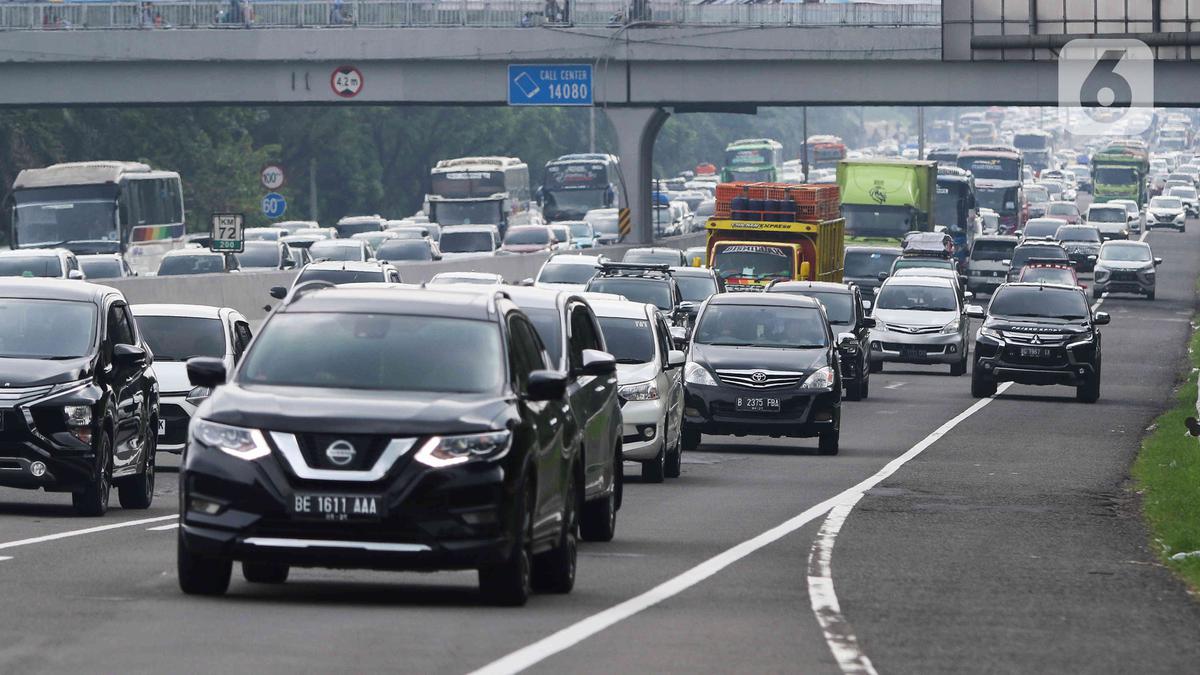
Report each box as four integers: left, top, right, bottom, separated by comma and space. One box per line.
178, 286, 585, 606
969, 283, 1108, 402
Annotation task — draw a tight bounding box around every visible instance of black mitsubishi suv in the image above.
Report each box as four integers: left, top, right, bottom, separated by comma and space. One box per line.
178, 285, 589, 606
0, 279, 158, 516
969, 283, 1108, 403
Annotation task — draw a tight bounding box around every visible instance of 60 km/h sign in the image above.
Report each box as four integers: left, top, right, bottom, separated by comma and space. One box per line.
260, 164, 286, 190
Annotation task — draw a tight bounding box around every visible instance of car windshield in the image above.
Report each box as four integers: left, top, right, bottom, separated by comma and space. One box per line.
1020, 267, 1075, 285
1151, 197, 1183, 209
1023, 221, 1061, 238
568, 223, 592, 238
0, 299, 96, 358
309, 241, 363, 262
236, 242, 281, 267
990, 286, 1089, 319
295, 268, 385, 285
694, 305, 829, 348
624, 250, 683, 266
80, 259, 123, 279
158, 254, 225, 276
774, 290, 853, 325
1025, 186, 1049, 202
136, 316, 224, 361
440, 231, 494, 253
1047, 203, 1078, 216
505, 228, 550, 245
538, 263, 598, 285
588, 278, 672, 310
1088, 208, 1126, 223
522, 308, 563, 367
875, 284, 958, 312
1169, 187, 1197, 198
376, 241, 432, 261
334, 221, 381, 237
971, 240, 1016, 261
675, 275, 718, 303
893, 258, 953, 271
1101, 244, 1152, 262
1056, 227, 1100, 242
595, 316, 656, 364
844, 250, 900, 277
0, 257, 61, 278
240, 314, 503, 393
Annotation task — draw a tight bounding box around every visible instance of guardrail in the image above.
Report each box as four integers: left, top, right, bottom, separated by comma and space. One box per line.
1, 1, 941, 31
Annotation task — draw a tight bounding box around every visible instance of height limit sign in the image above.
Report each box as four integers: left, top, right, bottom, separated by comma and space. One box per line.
331, 65, 364, 98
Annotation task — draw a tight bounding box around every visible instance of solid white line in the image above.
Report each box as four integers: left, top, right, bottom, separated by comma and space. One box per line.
883, 382, 906, 390
0, 514, 176, 552
146, 522, 179, 531
470, 383, 1014, 675
0, 556, 12, 562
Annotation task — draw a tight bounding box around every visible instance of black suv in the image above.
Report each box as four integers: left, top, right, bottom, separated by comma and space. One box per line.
585, 262, 685, 324
1006, 241, 1070, 282
504, 286, 623, 541
669, 265, 724, 329
0, 279, 158, 515
969, 283, 1109, 402
178, 286, 591, 606
683, 293, 848, 455
767, 281, 875, 400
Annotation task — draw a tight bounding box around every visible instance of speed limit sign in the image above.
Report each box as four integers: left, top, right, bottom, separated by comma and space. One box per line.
210, 213, 245, 252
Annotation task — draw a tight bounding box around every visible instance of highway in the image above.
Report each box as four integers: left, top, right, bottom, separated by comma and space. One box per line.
1, 225, 1197, 674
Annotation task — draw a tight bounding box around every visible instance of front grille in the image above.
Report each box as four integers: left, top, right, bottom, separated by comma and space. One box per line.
1004, 345, 1067, 366
1109, 271, 1139, 281
160, 403, 190, 446
296, 434, 393, 472
711, 397, 811, 420
882, 324, 941, 335
1002, 332, 1066, 346
715, 370, 804, 389
881, 343, 947, 355
0, 384, 56, 409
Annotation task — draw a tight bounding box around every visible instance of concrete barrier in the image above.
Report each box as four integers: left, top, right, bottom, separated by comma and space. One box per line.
105, 233, 706, 320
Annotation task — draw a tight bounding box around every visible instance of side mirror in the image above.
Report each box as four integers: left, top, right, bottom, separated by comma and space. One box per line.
579, 349, 616, 376
269, 286, 288, 300
877, 272, 889, 282
966, 304, 986, 319
836, 333, 858, 352
1154, 257, 1163, 266
666, 349, 686, 369
187, 357, 227, 388
963, 290, 974, 300
526, 370, 567, 401
958, 274, 969, 287
862, 316, 876, 328
862, 299, 873, 312
68, 269, 85, 280
670, 326, 689, 350
1088, 255, 1098, 261
519, 278, 535, 287
113, 343, 147, 368
1000, 259, 1012, 267
1094, 311, 1111, 326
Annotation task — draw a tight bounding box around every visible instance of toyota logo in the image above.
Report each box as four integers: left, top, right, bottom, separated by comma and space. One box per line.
325, 440, 356, 466
750, 371, 768, 383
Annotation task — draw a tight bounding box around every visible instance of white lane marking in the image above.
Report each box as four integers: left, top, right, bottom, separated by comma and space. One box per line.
0, 514, 176, 552
1091, 292, 1107, 313
1139, 230, 1150, 242
147, 522, 179, 531
806, 381, 1013, 675
470, 384, 1014, 675
883, 382, 906, 390
0, 556, 12, 562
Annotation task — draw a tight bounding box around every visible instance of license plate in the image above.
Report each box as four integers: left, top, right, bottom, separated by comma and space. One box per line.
1020, 347, 1051, 358
157, 419, 166, 436
736, 397, 780, 413
901, 347, 926, 359
290, 494, 384, 522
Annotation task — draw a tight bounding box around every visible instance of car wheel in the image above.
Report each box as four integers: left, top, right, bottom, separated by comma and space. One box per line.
861, 371, 870, 399
613, 444, 624, 511
242, 562, 289, 584
118, 428, 156, 510
581, 454, 617, 542
971, 366, 997, 398
950, 355, 966, 377
532, 471, 578, 594
72, 432, 112, 517
868, 360, 883, 374
177, 531, 232, 596
665, 431, 682, 479
641, 446, 666, 483
817, 428, 840, 456
1147, 289, 1156, 301
681, 427, 702, 453
845, 374, 865, 401
1076, 374, 1101, 403
479, 481, 534, 606
1092, 287, 1102, 300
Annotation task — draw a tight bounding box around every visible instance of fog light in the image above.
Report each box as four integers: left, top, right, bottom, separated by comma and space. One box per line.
983, 362, 993, 370
70, 428, 92, 444
814, 410, 833, 422
460, 511, 498, 525
188, 496, 223, 516
871, 341, 882, 351
948, 344, 958, 353
638, 425, 656, 440
684, 407, 700, 417
1078, 367, 1087, 374
30, 461, 46, 477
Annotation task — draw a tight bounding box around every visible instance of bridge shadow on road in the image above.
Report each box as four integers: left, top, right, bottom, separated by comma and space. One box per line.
0, 501, 82, 518
219, 579, 486, 608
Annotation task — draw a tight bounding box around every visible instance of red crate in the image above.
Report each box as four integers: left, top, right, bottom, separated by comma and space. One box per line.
796, 203, 821, 221
716, 182, 752, 203
790, 185, 821, 204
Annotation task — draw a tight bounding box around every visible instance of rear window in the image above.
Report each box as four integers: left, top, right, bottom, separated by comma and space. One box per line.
158, 254, 225, 276
595, 316, 656, 364
971, 240, 1016, 261
587, 278, 672, 310
538, 263, 598, 285
1011, 246, 1068, 268
136, 316, 225, 361
295, 269, 385, 285
236, 242, 281, 268
80, 259, 123, 279
623, 250, 684, 266
1056, 227, 1100, 242
844, 250, 900, 277
376, 241, 433, 261
309, 241, 364, 262
334, 221, 382, 237
0, 256, 62, 278
440, 231, 495, 253
1088, 207, 1125, 223
505, 228, 550, 245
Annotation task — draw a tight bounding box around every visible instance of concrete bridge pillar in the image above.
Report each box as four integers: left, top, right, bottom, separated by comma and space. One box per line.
605, 107, 671, 244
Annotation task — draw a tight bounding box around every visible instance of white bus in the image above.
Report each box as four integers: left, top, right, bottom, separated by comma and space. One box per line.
427, 156, 531, 235
10, 161, 185, 276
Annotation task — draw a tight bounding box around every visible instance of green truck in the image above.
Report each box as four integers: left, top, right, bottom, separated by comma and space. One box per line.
721, 138, 783, 183
1091, 144, 1149, 206
837, 159, 938, 244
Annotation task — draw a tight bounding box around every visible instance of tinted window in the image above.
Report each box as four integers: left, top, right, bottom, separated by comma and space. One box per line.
80, 258, 123, 279
1020, 267, 1076, 285
158, 254, 225, 276
240, 314, 503, 393
569, 306, 603, 371
623, 250, 684, 266
1151, 197, 1183, 209
1047, 203, 1078, 216
675, 275, 718, 303
523, 307, 563, 367
0, 299, 95, 358
876, 284, 958, 312
1056, 227, 1100, 242
505, 228, 551, 245
538, 263, 599, 285
1011, 246, 1067, 268
0, 257, 62, 278
309, 241, 365, 262
334, 221, 382, 237
236, 242, 282, 268
137, 316, 224, 361
971, 240, 1016, 261
507, 317, 545, 393
989, 286, 1089, 319
596, 316, 656, 364
694, 304, 829, 348
440, 231, 495, 253
1100, 244, 1152, 262
1088, 208, 1126, 223
893, 258, 954, 271
1023, 221, 1062, 238
775, 291, 853, 325
376, 241, 433, 261
587, 278, 672, 310
844, 250, 900, 277
295, 268, 386, 285
107, 305, 135, 346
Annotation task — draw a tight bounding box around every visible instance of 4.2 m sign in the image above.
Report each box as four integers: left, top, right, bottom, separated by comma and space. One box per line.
508, 65, 593, 107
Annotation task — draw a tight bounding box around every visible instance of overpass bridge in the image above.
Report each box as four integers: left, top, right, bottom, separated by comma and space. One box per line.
0, 0, 1196, 242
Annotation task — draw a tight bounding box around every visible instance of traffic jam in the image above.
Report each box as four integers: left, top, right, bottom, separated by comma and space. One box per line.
0, 106, 1183, 608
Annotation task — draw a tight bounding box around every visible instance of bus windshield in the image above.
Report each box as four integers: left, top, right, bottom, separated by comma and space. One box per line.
543, 189, 607, 220
432, 200, 502, 226
957, 156, 1021, 181
975, 185, 1019, 215
13, 186, 118, 248
431, 171, 505, 199
842, 204, 919, 239
934, 183, 970, 231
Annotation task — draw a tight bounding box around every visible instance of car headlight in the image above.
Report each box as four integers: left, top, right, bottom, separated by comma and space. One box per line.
191, 419, 270, 460
1067, 336, 1095, 349
185, 386, 211, 406
684, 361, 718, 386
941, 318, 961, 334
1176, 214, 1186, 221
978, 325, 1004, 341
414, 430, 512, 468
801, 366, 835, 390
618, 380, 659, 401
64, 405, 94, 443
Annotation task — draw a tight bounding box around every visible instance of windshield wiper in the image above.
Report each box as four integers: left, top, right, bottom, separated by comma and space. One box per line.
704, 341, 755, 347
614, 358, 648, 364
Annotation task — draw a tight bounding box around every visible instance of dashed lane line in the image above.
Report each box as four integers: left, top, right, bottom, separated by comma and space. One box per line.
883, 382, 906, 390
147, 523, 180, 531
0, 514, 176, 554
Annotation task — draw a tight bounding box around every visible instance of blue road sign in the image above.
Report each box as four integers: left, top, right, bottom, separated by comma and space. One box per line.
508, 64, 593, 107
262, 192, 287, 219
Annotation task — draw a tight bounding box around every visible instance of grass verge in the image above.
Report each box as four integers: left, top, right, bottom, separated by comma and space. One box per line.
1132, 323, 1200, 590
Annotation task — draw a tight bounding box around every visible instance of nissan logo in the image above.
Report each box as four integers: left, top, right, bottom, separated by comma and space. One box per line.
750, 371, 768, 383
325, 440, 356, 466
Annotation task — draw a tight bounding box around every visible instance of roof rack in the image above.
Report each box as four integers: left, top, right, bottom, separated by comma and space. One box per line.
598, 262, 672, 277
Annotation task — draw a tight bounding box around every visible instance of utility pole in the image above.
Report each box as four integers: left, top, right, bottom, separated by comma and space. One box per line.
589, 107, 596, 153
801, 106, 810, 182
917, 106, 925, 160
309, 157, 318, 222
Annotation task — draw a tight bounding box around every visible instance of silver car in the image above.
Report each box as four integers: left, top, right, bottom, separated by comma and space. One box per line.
1092, 240, 1161, 301
869, 276, 971, 375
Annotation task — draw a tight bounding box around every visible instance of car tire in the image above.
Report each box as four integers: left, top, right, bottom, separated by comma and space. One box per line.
817, 428, 840, 456
1077, 374, 1101, 403
845, 374, 865, 401
581, 454, 617, 543
950, 355, 966, 377
242, 562, 289, 584
479, 481, 534, 607
641, 447, 666, 484
682, 427, 702, 453
613, 445, 624, 511
118, 429, 155, 510
177, 531, 232, 596
868, 360, 883, 374
72, 432, 112, 517
1092, 287, 1102, 300
861, 372, 870, 399
532, 472, 578, 594
665, 432, 682, 479
971, 367, 997, 398
1147, 289, 1156, 301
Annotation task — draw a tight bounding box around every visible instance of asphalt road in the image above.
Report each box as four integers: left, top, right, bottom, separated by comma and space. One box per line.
1, 220, 1198, 674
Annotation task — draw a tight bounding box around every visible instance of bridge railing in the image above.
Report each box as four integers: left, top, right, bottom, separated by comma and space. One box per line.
0, 1, 941, 31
